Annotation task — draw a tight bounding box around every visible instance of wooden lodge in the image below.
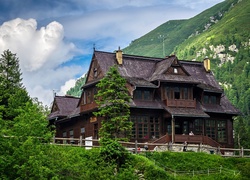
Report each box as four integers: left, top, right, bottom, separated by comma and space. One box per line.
48, 49, 240, 148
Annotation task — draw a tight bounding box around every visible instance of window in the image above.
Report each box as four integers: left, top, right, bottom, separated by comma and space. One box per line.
194, 119, 203, 135
131, 115, 159, 139
86, 91, 91, 104
174, 68, 178, 74
63, 131, 67, 137
150, 116, 160, 138
165, 87, 173, 99
93, 68, 97, 78
63, 131, 67, 144
206, 120, 216, 140
211, 96, 217, 104
174, 87, 180, 99
217, 120, 226, 142
69, 129, 74, 144
165, 86, 191, 100
134, 90, 152, 100
204, 95, 209, 104
134, 90, 142, 99
85, 87, 97, 104
183, 88, 188, 99
81, 127, 85, 134
204, 94, 218, 104
144, 90, 151, 100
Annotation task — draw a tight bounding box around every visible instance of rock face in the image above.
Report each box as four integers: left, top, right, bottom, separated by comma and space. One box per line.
195, 42, 249, 66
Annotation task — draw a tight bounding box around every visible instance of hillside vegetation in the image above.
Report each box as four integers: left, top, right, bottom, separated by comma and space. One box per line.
1, 138, 250, 179
123, 0, 250, 149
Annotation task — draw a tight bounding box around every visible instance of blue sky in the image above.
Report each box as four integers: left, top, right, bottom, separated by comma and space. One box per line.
0, 0, 224, 106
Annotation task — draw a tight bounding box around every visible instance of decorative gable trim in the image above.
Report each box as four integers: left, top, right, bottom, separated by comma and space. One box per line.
164, 56, 190, 76
51, 102, 59, 112
85, 52, 104, 84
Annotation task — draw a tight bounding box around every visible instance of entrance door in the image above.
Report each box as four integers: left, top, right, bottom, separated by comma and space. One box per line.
93, 123, 98, 139
175, 119, 189, 135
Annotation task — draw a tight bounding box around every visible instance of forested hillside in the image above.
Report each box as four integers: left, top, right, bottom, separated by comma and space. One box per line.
66, 74, 87, 97
123, 0, 250, 149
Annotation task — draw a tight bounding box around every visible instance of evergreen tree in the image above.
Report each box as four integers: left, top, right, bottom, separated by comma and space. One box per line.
94, 66, 132, 141
0, 50, 30, 121
0, 49, 23, 90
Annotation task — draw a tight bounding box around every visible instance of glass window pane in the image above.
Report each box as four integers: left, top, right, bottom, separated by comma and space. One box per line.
134, 90, 142, 99
204, 95, 209, 104
144, 90, 151, 100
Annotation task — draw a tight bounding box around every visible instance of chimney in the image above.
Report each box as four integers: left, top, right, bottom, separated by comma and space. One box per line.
116, 47, 123, 65
203, 56, 211, 72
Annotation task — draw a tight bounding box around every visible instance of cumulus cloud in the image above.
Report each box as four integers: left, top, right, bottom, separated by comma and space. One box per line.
59, 79, 77, 95
0, 18, 82, 106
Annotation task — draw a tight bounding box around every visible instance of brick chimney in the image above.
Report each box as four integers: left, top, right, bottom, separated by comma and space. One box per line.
203, 56, 211, 72
116, 47, 123, 65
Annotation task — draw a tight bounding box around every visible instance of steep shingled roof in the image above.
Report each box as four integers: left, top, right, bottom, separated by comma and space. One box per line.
48, 96, 79, 120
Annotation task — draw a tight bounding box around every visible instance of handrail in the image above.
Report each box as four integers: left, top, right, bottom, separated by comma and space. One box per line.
2, 135, 249, 157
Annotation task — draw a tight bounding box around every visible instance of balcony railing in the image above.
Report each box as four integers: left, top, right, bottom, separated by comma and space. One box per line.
80, 101, 98, 112
164, 98, 196, 108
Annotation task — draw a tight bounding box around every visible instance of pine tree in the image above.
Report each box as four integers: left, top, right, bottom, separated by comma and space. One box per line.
0, 49, 23, 90
94, 65, 132, 141
0, 50, 30, 121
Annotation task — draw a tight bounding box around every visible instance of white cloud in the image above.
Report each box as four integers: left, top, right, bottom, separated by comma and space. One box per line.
59, 79, 77, 95
0, 18, 82, 106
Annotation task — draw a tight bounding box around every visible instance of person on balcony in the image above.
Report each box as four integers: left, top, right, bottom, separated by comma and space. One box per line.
189, 131, 194, 135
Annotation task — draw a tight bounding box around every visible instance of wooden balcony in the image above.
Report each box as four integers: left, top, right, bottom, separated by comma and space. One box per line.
144, 134, 223, 148
174, 134, 223, 148
80, 101, 98, 112
164, 98, 196, 108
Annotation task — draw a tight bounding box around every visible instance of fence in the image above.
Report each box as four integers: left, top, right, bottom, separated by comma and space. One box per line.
150, 159, 241, 178
51, 136, 250, 158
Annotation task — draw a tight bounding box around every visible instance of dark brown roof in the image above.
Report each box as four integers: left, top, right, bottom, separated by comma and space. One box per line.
197, 83, 223, 93
202, 95, 240, 115
164, 101, 210, 118
150, 74, 200, 84
94, 50, 161, 79
48, 96, 79, 119
126, 77, 158, 88
180, 61, 222, 91
130, 99, 163, 109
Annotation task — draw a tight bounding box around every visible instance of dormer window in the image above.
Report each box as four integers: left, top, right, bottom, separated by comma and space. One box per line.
134, 89, 152, 100
174, 68, 178, 74
203, 94, 218, 104
93, 68, 97, 78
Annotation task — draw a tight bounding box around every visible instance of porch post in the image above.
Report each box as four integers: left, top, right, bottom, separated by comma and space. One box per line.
171, 115, 175, 143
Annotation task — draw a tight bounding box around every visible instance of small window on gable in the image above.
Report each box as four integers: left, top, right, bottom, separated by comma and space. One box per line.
93, 68, 97, 78
174, 68, 178, 74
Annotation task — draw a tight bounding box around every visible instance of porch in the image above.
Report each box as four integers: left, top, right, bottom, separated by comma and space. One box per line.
153, 134, 223, 148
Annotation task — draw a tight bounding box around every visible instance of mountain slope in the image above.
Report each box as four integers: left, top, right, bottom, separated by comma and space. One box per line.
123, 0, 237, 57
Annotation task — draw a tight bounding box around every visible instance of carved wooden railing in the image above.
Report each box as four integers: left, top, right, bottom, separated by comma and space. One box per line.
152, 134, 170, 144
163, 98, 196, 108
80, 101, 98, 112
174, 134, 223, 148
